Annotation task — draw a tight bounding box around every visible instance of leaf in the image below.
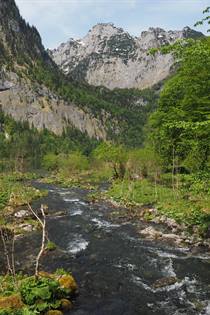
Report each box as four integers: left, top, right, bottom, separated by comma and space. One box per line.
32, 286, 51, 300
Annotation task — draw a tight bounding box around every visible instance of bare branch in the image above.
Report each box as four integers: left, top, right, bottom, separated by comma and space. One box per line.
27, 203, 44, 227
11, 230, 16, 279
0, 227, 13, 275
32, 205, 46, 278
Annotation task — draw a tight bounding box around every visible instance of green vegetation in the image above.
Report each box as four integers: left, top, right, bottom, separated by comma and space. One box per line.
0, 4, 209, 313
148, 38, 210, 172
104, 34, 210, 235
107, 175, 210, 234
0, 173, 44, 210
0, 110, 98, 172
0, 271, 77, 315
0, 172, 47, 232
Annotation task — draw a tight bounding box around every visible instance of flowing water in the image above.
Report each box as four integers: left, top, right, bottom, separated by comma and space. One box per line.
9, 183, 210, 314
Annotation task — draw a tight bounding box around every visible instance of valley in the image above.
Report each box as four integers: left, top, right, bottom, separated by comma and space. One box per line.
0, 0, 209, 314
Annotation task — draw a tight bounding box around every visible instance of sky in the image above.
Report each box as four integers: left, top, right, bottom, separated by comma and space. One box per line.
15, 0, 209, 49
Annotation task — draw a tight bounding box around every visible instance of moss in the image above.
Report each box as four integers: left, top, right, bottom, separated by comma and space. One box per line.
45, 311, 63, 315
38, 271, 54, 279
60, 299, 73, 311
0, 271, 77, 314
58, 275, 77, 293
45, 241, 57, 251
0, 294, 24, 310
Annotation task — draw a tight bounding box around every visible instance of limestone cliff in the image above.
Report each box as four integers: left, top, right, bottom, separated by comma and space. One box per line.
0, 71, 106, 139
0, 0, 108, 139
51, 24, 203, 90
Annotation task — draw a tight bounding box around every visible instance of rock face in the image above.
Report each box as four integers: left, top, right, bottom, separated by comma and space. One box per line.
0, 71, 107, 139
0, 0, 108, 139
51, 23, 203, 90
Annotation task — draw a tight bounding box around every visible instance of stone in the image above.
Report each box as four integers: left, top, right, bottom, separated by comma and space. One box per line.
161, 233, 180, 240
165, 218, 178, 228
152, 276, 178, 289
58, 275, 78, 292
60, 298, 73, 311
19, 223, 33, 232
205, 225, 210, 238
14, 209, 30, 218
140, 226, 162, 239
148, 208, 158, 215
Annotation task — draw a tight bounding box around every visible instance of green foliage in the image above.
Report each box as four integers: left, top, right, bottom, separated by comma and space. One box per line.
42, 151, 90, 175
45, 241, 57, 251
58, 151, 89, 174
195, 7, 210, 32
148, 38, 210, 172
0, 111, 97, 172
0, 310, 36, 315
107, 177, 210, 232
20, 277, 58, 305
127, 147, 162, 179
0, 271, 74, 315
19, 273, 75, 313
42, 153, 59, 171
0, 174, 45, 214
93, 142, 128, 178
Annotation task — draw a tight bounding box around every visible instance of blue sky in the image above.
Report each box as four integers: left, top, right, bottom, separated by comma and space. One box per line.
15, 0, 209, 49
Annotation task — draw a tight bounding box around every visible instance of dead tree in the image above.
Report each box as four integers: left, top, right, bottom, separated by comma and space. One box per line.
27, 203, 46, 279
0, 227, 16, 284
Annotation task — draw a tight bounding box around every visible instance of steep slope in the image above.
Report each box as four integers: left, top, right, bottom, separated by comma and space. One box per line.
0, 0, 107, 139
51, 23, 203, 90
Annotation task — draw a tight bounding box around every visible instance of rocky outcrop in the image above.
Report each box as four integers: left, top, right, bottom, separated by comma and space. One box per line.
0, 0, 109, 139
51, 24, 204, 90
0, 71, 107, 138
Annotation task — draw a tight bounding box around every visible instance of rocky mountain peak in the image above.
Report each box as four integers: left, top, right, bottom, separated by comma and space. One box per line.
87, 22, 124, 37
51, 24, 203, 90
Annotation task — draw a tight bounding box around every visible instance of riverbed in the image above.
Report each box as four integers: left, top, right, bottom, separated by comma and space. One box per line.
4, 182, 210, 314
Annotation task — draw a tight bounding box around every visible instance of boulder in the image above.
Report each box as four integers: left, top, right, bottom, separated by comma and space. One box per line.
19, 223, 34, 232
165, 218, 178, 228
60, 298, 73, 311
161, 233, 180, 240
140, 226, 162, 239
58, 275, 78, 293
14, 210, 31, 218
152, 276, 178, 289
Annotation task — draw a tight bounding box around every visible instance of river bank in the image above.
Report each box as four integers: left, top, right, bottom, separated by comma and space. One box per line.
35, 171, 210, 250
2, 181, 209, 315
1, 175, 210, 314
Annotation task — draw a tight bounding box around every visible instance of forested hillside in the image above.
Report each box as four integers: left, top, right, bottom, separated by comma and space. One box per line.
0, 0, 159, 152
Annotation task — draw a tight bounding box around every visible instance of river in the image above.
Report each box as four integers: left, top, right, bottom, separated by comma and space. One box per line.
9, 183, 210, 314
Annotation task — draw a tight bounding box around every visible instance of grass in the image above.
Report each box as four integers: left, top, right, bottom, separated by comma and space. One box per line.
0, 172, 47, 232
41, 166, 112, 189
106, 177, 210, 234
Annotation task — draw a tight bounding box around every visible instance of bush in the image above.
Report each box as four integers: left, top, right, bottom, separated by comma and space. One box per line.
42, 153, 59, 171
58, 151, 89, 174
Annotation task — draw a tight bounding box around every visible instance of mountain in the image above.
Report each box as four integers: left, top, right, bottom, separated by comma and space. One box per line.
0, 0, 108, 139
0, 0, 160, 147
51, 23, 204, 90
0, 0, 203, 148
